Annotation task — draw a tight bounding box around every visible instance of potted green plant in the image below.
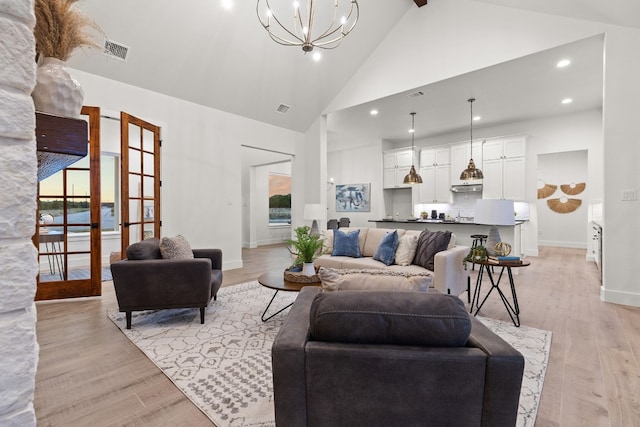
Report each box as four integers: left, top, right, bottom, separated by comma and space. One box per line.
286, 226, 325, 276
420, 211, 429, 220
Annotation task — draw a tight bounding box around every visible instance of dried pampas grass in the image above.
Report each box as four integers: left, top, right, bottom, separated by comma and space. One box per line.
34, 0, 102, 61
547, 197, 582, 214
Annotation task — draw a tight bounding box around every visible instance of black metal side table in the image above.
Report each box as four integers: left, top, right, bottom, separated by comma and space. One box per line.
469, 259, 530, 327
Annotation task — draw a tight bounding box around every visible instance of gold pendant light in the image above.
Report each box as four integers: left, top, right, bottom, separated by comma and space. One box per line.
460, 98, 484, 180
403, 112, 423, 184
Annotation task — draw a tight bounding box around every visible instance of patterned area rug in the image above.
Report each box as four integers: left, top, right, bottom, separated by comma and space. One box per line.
108, 281, 551, 427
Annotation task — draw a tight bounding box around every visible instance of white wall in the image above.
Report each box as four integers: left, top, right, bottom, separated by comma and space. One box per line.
71, 69, 304, 270
327, 138, 384, 228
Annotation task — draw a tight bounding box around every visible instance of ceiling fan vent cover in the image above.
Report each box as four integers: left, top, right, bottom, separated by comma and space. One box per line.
103, 39, 130, 61
276, 104, 291, 114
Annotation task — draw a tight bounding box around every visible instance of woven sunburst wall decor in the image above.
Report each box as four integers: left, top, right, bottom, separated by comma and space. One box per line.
560, 182, 586, 195
537, 181, 557, 199
547, 197, 582, 213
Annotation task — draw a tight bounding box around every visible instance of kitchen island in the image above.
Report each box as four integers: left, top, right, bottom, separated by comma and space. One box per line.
370, 219, 525, 257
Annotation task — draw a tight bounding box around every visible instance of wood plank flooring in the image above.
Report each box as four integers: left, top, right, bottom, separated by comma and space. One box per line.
34, 245, 640, 426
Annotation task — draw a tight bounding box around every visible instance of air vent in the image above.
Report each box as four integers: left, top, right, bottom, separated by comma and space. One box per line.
276, 104, 291, 114
406, 90, 425, 99
103, 39, 129, 61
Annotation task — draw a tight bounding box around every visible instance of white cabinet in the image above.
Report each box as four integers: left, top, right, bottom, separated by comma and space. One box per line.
418, 164, 451, 203
482, 136, 526, 200
383, 149, 414, 189
420, 146, 450, 167
418, 146, 451, 202
450, 141, 483, 185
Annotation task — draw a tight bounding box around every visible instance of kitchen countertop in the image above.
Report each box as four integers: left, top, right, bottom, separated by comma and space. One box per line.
370, 219, 526, 226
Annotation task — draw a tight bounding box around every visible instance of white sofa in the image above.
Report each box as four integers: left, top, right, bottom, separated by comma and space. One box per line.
314, 227, 470, 296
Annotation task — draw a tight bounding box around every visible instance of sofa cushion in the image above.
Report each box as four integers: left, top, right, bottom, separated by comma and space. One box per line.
160, 235, 194, 260
126, 238, 162, 260
362, 228, 405, 257
372, 230, 399, 266
413, 230, 452, 271
395, 232, 419, 266
332, 229, 361, 258
318, 267, 432, 292
309, 291, 471, 346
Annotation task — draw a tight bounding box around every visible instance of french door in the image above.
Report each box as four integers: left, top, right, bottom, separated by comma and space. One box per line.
120, 112, 161, 252
36, 106, 102, 300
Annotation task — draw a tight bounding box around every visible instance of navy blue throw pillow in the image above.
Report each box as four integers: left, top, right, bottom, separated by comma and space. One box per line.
373, 230, 399, 266
332, 229, 361, 258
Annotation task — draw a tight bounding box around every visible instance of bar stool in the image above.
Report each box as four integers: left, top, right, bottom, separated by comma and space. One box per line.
470, 234, 487, 271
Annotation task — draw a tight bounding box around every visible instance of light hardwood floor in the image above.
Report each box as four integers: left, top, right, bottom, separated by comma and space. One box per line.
34, 245, 640, 426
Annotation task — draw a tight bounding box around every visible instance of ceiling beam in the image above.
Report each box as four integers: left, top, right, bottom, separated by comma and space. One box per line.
414, 0, 428, 7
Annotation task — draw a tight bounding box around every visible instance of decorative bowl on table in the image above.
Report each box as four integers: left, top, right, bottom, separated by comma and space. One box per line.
284, 267, 320, 283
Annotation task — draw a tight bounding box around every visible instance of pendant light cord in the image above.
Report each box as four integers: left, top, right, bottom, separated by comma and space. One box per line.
468, 98, 475, 159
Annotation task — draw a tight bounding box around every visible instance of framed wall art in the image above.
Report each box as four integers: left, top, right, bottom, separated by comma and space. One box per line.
336, 183, 370, 212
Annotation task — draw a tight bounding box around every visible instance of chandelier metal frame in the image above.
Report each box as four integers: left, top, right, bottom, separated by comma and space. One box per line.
257, 0, 359, 52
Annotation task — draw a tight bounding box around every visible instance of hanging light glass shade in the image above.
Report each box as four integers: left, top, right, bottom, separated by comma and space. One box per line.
403, 112, 423, 184
460, 98, 484, 180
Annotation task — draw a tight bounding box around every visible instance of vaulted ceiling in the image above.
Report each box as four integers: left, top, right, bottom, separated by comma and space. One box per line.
67, 0, 638, 141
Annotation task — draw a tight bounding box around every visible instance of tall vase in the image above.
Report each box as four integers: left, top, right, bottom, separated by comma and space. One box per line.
32, 57, 84, 118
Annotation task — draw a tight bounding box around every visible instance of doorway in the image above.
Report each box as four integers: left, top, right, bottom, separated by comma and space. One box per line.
536, 150, 588, 248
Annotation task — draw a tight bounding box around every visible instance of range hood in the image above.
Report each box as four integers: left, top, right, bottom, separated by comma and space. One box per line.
451, 184, 483, 193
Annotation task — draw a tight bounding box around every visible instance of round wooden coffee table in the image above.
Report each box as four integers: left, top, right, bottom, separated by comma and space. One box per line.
258, 271, 321, 321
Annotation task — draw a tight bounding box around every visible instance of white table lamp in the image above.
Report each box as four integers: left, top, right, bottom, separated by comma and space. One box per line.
474, 199, 515, 256
303, 204, 325, 235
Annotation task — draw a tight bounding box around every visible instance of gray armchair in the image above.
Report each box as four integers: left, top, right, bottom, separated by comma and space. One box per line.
110, 238, 223, 329
272, 288, 524, 427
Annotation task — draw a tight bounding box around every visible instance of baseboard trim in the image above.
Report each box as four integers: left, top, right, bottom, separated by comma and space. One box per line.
601, 287, 640, 307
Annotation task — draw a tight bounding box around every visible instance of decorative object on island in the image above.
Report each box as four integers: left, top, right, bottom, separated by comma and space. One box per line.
336, 183, 370, 212
33, 0, 102, 118
421, 211, 429, 219
474, 199, 515, 256
286, 226, 325, 276
256, 0, 359, 53
303, 203, 325, 235
403, 112, 423, 184
459, 98, 484, 180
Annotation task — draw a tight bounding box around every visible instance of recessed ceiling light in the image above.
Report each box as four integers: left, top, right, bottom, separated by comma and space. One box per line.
473, 116, 481, 121
557, 59, 571, 68
562, 98, 573, 104
221, 0, 233, 10
370, 109, 378, 116
408, 128, 415, 133
312, 51, 322, 61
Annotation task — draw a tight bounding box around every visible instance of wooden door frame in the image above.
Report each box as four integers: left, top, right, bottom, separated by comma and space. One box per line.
35, 106, 102, 300
120, 112, 161, 254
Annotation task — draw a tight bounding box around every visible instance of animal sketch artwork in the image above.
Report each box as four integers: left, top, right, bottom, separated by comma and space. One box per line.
335, 183, 370, 212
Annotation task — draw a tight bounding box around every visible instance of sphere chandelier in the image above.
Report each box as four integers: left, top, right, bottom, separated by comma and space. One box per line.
257, 0, 359, 53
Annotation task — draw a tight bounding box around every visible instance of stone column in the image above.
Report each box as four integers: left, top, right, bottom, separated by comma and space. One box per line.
0, 0, 39, 425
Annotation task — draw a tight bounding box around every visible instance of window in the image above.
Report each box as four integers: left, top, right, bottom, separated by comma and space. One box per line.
38, 153, 120, 233
269, 173, 291, 225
